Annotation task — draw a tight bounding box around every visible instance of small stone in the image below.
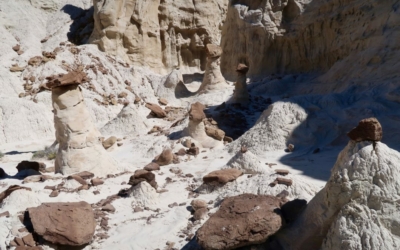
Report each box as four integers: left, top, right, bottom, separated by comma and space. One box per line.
22, 233, 36, 247
223, 136, 233, 143
0, 211, 10, 218
13, 44, 20, 52
102, 204, 116, 213
240, 145, 248, 153
203, 169, 243, 184
144, 162, 160, 171
14, 237, 24, 246
93, 191, 100, 195
133, 206, 144, 213
103, 136, 117, 149
275, 169, 290, 176
168, 202, 178, 208
191, 199, 207, 211
49, 190, 59, 197
145, 103, 167, 118
176, 148, 186, 156
287, 144, 295, 152
158, 98, 168, 106
193, 208, 208, 221
91, 178, 104, 186
75, 171, 95, 180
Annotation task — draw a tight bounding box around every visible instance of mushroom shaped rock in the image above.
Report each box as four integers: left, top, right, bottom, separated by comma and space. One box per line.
273, 138, 400, 250
185, 102, 223, 148
232, 63, 250, 104
198, 44, 228, 93
197, 194, 284, 249
203, 169, 243, 184
50, 71, 119, 177
28, 201, 95, 246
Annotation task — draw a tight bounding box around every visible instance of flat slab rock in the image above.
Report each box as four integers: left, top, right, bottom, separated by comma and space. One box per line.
203, 169, 243, 184
197, 194, 284, 250
28, 201, 95, 246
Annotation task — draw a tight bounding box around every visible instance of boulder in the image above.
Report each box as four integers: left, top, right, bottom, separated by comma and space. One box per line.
203, 169, 243, 184
16, 161, 41, 172
145, 103, 166, 118
191, 199, 208, 211
28, 201, 95, 246
197, 194, 284, 249
347, 117, 382, 142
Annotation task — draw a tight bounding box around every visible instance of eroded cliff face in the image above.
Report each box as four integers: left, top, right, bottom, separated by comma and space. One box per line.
89, 0, 228, 74
221, 0, 400, 81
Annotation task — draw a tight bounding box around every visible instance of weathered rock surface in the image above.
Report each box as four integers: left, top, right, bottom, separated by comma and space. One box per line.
347, 117, 382, 142
51, 75, 118, 177
203, 169, 243, 184
90, 0, 228, 74
232, 63, 249, 104
197, 194, 284, 249
273, 140, 400, 250
28, 201, 96, 246
226, 149, 266, 174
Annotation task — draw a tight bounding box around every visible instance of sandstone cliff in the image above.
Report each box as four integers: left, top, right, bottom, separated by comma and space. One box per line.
221, 0, 400, 83
89, 0, 228, 74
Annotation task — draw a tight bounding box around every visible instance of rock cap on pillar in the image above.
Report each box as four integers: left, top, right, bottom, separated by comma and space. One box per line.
206, 44, 222, 58
236, 63, 249, 74
347, 117, 382, 142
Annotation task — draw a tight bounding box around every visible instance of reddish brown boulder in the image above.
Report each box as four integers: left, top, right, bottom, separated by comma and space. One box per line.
0, 185, 32, 203
128, 169, 157, 189
75, 171, 95, 180
45, 70, 88, 89
347, 117, 382, 142
145, 103, 167, 118
197, 194, 284, 249
28, 201, 95, 246
154, 148, 173, 166
189, 102, 206, 122
203, 169, 243, 184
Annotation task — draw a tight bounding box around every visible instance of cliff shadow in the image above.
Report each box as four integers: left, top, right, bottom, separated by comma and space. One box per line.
61, 4, 94, 45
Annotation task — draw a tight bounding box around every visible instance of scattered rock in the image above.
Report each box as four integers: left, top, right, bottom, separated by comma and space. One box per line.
347, 117, 383, 142
145, 103, 167, 118
10, 65, 25, 72
91, 178, 104, 186
28, 201, 96, 246
144, 162, 160, 171
102, 136, 117, 149
205, 126, 225, 141
22, 233, 36, 247
197, 194, 284, 249
223, 136, 233, 143
13, 44, 20, 52
154, 148, 173, 166
193, 208, 208, 221
75, 171, 95, 180
28, 56, 43, 66
0, 211, 10, 218
203, 169, 243, 184
270, 177, 293, 187
287, 144, 295, 152
275, 169, 290, 176
176, 148, 186, 156
67, 175, 87, 186
186, 144, 199, 156
191, 199, 207, 211
102, 204, 116, 213
159, 98, 168, 106
49, 190, 59, 197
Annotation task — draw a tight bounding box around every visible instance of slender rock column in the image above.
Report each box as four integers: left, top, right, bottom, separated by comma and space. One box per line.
232, 63, 249, 104
47, 70, 118, 177
198, 44, 228, 93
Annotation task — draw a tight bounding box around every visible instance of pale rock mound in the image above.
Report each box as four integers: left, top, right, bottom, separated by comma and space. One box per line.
90, 0, 228, 73
129, 181, 159, 208
274, 141, 400, 250
197, 194, 284, 249
101, 104, 148, 136
28, 201, 96, 246
225, 148, 267, 174
51, 73, 119, 177
0, 189, 41, 214
198, 44, 228, 93
229, 102, 307, 155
